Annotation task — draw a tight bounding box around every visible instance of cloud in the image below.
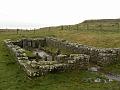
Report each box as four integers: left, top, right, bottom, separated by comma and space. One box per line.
0, 0, 120, 29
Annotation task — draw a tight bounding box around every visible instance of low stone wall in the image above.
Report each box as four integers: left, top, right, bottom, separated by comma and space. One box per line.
5, 37, 120, 76
45, 37, 120, 66
4, 39, 90, 77
14, 37, 120, 66
13, 38, 46, 49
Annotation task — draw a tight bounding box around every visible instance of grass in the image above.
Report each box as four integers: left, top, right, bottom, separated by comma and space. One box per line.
44, 45, 72, 55
2, 28, 120, 48
1, 28, 120, 90
25, 49, 35, 57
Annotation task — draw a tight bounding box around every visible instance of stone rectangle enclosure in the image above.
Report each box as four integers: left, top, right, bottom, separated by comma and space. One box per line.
4, 37, 120, 77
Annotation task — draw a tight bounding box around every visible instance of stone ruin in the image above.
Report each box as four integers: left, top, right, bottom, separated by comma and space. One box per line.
4, 37, 120, 77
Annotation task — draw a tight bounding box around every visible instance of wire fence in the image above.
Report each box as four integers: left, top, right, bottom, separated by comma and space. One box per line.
0, 23, 120, 34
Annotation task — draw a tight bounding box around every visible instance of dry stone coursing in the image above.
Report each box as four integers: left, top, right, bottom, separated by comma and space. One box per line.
45, 37, 120, 66
4, 38, 90, 77
12, 37, 120, 66
13, 37, 120, 65
4, 37, 120, 76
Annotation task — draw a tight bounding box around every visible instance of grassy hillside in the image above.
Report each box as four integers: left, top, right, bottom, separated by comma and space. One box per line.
38, 19, 120, 31
1, 19, 120, 90
4, 29, 120, 48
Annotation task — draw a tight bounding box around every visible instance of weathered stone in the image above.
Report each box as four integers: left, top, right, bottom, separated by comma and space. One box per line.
88, 67, 100, 72
4, 37, 120, 77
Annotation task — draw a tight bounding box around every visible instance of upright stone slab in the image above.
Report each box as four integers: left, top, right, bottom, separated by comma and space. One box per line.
22, 39, 28, 49
32, 39, 36, 48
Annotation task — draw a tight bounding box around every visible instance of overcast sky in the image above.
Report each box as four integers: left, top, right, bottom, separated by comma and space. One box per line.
0, 0, 120, 29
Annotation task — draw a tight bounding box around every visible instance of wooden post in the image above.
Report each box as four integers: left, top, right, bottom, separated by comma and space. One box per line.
87, 24, 89, 30
49, 27, 50, 31
79, 25, 81, 30
76, 24, 79, 31
117, 23, 119, 30
6, 28, 8, 32
61, 25, 63, 30
118, 23, 119, 30
34, 28, 35, 34
17, 29, 19, 34
69, 25, 70, 30
100, 24, 103, 30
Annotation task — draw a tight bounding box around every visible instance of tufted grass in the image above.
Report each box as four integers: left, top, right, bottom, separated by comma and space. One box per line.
2, 28, 120, 48
0, 29, 120, 90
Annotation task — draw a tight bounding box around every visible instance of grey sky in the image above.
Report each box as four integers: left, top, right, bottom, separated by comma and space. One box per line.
0, 0, 120, 29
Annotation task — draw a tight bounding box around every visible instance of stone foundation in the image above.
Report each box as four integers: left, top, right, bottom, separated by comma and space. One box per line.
4, 37, 120, 76
45, 37, 120, 66
4, 38, 90, 77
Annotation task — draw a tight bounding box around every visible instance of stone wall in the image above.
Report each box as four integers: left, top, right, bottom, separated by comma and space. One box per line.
13, 37, 120, 66
5, 37, 120, 76
45, 37, 120, 66
4, 39, 90, 77
14, 38, 46, 49
14, 37, 120, 66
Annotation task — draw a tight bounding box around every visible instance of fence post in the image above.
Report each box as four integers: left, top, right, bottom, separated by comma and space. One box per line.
49, 27, 51, 31
79, 25, 81, 30
69, 25, 70, 30
61, 25, 63, 30
17, 29, 19, 34
87, 24, 89, 30
100, 24, 103, 30
6, 28, 8, 32
117, 23, 119, 30
76, 24, 79, 31
34, 28, 35, 34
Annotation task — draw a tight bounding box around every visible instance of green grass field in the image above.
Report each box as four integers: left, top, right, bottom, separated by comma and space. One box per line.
1, 26, 120, 90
